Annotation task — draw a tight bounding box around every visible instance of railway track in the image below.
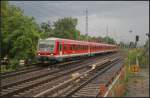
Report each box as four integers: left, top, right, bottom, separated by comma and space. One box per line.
0, 64, 39, 78
34, 56, 123, 97
1, 53, 116, 89
0, 53, 119, 97
1, 60, 81, 89
64, 58, 123, 97
0, 59, 82, 79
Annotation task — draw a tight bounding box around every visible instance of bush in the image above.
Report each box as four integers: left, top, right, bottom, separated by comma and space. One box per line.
126, 48, 149, 68
10, 59, 20, 70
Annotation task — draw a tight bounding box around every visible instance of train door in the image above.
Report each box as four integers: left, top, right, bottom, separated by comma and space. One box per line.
58, 42, 62, 56
62, 41, 64, 55
88, 44, 91, 56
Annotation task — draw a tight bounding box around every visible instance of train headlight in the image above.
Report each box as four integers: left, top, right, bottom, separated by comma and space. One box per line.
50, 54, 53, 56
38, 53, 40, 55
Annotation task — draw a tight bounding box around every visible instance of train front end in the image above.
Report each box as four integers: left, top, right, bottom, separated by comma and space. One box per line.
36, 39, 56, 63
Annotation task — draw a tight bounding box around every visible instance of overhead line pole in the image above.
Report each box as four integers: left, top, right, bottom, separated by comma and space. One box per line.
106, 25, 108, 37
106, 25, 109, 43
86, 8, 88, 42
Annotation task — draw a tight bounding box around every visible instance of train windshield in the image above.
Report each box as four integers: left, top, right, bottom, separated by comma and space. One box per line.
38, 40, 55, 52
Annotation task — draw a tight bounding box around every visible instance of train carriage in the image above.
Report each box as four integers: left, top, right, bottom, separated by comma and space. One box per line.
36, 37, 118, 63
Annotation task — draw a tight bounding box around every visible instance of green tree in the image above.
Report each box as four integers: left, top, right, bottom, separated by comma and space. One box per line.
53, 17, 80, 40
79, 34, 87, 41
40, 21, 54, 38
1, 1, 40, 60
102, 36, 116, 44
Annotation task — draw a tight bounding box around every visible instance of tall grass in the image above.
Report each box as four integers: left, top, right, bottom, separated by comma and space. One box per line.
125, 48, 149, 68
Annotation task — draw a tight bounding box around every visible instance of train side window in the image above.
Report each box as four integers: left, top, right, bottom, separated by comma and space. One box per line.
78, 45, 80, 50
70, 45, 72, 50
76, 45, 78, 50
72, 45, 73, 50
79, 45, 81, 50
73, 44, 75, 50
83, 45, 84, 50
75, 45, 77, 50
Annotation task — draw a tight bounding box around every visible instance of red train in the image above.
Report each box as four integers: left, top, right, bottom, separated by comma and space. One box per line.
36, 37, 118, 63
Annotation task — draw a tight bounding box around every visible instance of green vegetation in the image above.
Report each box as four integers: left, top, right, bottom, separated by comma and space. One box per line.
39, 18, 80, 40
1, 1, 41, 72
53, 17, 80, 40
1, 1, 40, 60
126, 48, 149, 68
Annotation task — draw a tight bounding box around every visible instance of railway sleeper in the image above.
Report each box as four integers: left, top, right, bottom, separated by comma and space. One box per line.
13, 95, 20, 97
77, 89, 99, 94
73, 92, 98, 97
1, 89, 12, 93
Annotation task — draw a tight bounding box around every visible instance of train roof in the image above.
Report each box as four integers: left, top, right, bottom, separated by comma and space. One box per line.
42, 37, 116, 46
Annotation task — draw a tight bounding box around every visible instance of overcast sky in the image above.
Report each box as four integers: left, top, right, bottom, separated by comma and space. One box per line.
9, 1, 149, 46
